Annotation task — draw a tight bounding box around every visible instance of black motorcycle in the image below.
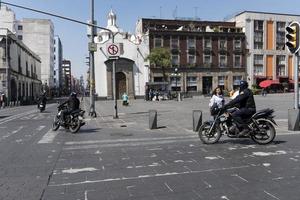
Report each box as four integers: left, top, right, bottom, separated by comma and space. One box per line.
52, 104, 85, 133
38, 102, 46, 112
198, 107, 277, 144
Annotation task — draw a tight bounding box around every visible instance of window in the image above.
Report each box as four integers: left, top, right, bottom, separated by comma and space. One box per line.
171, 55, 179, 67
233, 76, 242, 89
171, 36, 179, 49
254, 20, 264, 49
234, 55, 241, 68
234, 39, 241, 49
18, 25, 23, 30
219, 39, 226, 49
254, 54, 264, 65
170, 77, 181, 91
218, 76, 225, 90
154, 77, 163, 82
276, 22, 286, 50
219, 54, 227, 67
204, 53, 211, 66
17, 35, 23, 40
18, 54, 21, 73
254, 20, 263, 31
187, 37, 196, 49
154, 36, 163, 48
187, 76, 197, 91
276, 55, 286, 76
204, 38, 211, 49
188, 54, 196, 66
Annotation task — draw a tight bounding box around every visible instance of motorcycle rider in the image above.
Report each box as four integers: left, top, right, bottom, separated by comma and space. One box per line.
60, 92, 80, 125
38, 91, 47, 109
222, 80, 256, 136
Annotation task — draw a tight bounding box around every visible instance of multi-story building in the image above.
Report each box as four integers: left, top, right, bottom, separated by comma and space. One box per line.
54, 35, 63, 96
16, 19, 55, 89
0, 28, 42, 105
0, 6, 55, 90
94, 10, 149, 99
228, 11, 300, 86
62, 59, 71, 95
136, 18, 247, 94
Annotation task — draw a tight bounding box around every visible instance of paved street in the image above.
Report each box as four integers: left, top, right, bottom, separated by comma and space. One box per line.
0, 94, 300, 200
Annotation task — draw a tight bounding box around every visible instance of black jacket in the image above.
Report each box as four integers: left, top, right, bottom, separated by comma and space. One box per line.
225, 88, 256, 110
62, 96, 80, 111
39, 95, 47, 104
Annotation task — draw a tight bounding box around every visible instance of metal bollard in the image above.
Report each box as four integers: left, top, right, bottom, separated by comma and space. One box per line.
149, 110, 157, 129
193, 110, 202, 132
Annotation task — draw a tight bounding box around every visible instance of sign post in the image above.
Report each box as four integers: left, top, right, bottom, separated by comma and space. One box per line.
286, 21, 300, 130
107, 42, 120, 119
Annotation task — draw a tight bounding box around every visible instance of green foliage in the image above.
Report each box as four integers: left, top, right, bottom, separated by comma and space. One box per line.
146, 48, 171, 82
146, 47, 171, 68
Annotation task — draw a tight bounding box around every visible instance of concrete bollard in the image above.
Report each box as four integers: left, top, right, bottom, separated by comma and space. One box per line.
149, 110, 157, 129
288, 109, 300, 131
193, 110, 202, 132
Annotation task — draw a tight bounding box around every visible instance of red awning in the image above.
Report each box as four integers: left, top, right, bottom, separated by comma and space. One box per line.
259, 80, 280, 88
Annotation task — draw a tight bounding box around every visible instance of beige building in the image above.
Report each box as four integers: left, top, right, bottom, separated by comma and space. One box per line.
0, 28, 42, 105
229, 11, 300, 87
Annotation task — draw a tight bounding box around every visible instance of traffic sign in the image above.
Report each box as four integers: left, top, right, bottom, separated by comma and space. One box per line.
107, 43, 120, 57
88, 42, 97, 52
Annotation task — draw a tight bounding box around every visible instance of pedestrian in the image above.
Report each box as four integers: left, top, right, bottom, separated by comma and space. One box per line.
209, 87, 225, 118
0, 92, 3, 108
262, 88, 267, 97
122, 92, 129, 106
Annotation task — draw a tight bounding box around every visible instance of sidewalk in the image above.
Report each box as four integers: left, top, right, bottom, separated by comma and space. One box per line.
83, 95, 300, 136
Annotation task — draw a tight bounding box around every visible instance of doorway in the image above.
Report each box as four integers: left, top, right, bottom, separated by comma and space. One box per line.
202, 76, 212, 95
116, 72, 126, 99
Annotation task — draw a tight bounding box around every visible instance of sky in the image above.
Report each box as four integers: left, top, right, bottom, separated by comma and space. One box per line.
2, 0, 300, 80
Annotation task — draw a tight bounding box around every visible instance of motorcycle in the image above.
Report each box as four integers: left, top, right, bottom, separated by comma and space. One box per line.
198, 107, 277, 145
38, 102, 46, 112
52, 104, 85, 133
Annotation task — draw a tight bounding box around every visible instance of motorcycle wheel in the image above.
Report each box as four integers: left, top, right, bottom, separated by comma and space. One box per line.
251, 119, 276, 145
198, 122, 221, 144
69, 117, 81, 133
52, 115, 60, 131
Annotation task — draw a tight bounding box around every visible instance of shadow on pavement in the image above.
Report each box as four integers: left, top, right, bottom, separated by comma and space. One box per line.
77, 128, 102, 134
0, 115, 10, 119
218, 138, 286, 145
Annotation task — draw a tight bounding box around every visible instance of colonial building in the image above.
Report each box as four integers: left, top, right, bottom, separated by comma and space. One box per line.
0, 6, 55, 90
94, 10, 149, 99
0, 28, 42, 105
228, 11, 300, 86
136, 18, 247, 94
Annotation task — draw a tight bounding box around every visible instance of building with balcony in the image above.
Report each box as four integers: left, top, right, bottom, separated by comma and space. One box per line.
136, 18, 247, 94
228, 11, 300, 87
0, 28, 42, 105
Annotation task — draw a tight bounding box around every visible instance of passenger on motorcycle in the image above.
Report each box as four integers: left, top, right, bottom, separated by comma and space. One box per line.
60, 92, 80, 124
209, 87, 225, 117
222, 80, 256, 136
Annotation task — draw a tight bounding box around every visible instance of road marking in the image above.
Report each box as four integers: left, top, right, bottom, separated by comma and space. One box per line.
49, 165, 251, 187
0, 126, 24, 142
0, 110, 37, 124
164, 182, 174, 192
38, 129, 59, 144
264, 190, 281, 200
65, 135, 197, 145
36, 126, 46, 131
60, 167, 98, 174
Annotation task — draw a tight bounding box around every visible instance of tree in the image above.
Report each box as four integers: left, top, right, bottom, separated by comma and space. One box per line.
146, 47, 171, 82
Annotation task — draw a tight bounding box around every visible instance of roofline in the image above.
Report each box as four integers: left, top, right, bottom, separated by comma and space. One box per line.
235, 10, 300, 18
141, 18, 235, 24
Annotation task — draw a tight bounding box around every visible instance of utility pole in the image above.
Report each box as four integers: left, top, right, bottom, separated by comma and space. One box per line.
89, 0, 97, 117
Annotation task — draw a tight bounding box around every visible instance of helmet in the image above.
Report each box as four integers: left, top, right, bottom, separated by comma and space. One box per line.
239, 80, 249, 91
70, 92, 77, 97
